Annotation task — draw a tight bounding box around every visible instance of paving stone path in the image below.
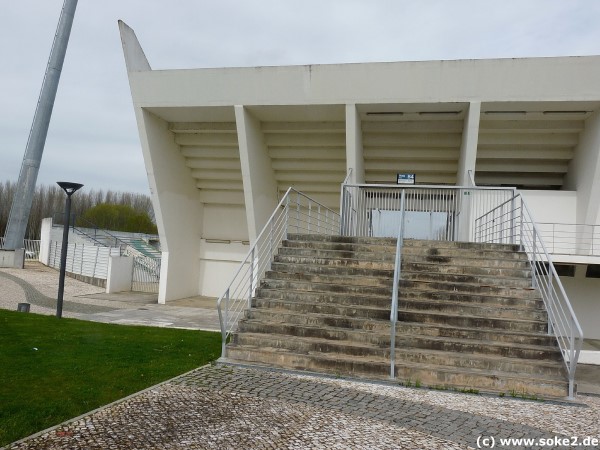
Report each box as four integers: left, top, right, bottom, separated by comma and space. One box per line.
7, 364, 599, 449
0, 271, 114, 314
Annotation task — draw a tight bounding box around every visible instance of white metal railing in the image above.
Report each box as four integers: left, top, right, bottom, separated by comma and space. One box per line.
340, 183, 515, 240
48, 240, 120, 279
217, 188, 340, 358
125, 246, 161, 293
475, 195, 583, 398
536, 222, 600, 257
0, 237, 41, 261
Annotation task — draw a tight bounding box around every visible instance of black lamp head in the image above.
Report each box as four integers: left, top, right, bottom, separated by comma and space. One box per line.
57, 181, 84, 196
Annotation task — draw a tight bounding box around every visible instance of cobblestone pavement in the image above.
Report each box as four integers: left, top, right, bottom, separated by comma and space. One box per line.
6, 364, 600, 450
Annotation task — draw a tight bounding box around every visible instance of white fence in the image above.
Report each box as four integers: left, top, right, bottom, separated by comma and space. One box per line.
0, 238, 41, 261
47, 240, 120, 279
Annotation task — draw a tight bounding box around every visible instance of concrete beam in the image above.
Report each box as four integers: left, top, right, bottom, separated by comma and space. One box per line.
235, 106, 278, 242
458, 101, 481, 186
346, 104, 364, 183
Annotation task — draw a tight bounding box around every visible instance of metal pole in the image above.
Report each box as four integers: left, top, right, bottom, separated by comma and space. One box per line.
56, 194, 72, 319
3, 0, 79, 250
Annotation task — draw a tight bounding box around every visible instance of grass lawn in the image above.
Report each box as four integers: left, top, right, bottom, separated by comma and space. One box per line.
0, 309, 221, 447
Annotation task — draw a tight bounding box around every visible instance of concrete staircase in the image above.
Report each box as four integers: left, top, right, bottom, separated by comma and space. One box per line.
225, 234, 569, 398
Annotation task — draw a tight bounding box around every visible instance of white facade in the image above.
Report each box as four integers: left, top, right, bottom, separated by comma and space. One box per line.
119, 22, 600, 339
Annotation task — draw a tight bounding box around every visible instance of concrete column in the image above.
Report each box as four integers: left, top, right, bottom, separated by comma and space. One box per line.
457, 101, 481, 186
235, 106, 278, 243
136, 109, 203, 303
39, 217, 53, 265
565, 110, 600, 228
345, 104, 365, 184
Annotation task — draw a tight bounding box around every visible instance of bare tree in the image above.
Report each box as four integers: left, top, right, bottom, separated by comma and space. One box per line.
0, 181, 156, 239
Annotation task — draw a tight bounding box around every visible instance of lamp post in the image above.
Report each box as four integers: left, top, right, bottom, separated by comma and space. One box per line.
56, 181, 83, 318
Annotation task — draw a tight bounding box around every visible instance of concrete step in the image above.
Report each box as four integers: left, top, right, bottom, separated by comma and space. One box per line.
402, 244, 528, 261
225, 345, 568, 398
257, 285, 544, 311
273, 254, 395, 270
402, 253, 530, 269
400, 288, 544, 310
256, 287, 391, 309
396, 321, 557, 347
262, 275, 536, 299
278, 246, 525, 264
401, 271, 532, 289
400, 279, 540, 299
277, 246, 397, 262
246, 308, 387, 332
255, 286, 544, 321
251, 297, 390, 321
286, 234, 522, 253
236, 322, 561, 363
399, 309, 547, 334
264, 270, 393, 289
270, 262, 531, 287
400, 298, 547, 321
402, 261, 531, 279
260, 278, 393, 297
242, 311, 556, 348
286, 234, 397, 246
271, 261, 395, 279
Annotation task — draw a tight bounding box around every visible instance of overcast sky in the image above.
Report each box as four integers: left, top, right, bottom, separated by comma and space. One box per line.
1, 0, 600, 195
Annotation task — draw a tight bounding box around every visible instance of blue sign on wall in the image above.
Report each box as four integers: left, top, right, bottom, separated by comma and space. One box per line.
397, 173, 416, 185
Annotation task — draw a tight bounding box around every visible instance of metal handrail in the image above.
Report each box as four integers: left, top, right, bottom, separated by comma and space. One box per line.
474, 194, 583, 398
217, 188, 341, 358
389, 191, 405, 379
535, 222, 600, 256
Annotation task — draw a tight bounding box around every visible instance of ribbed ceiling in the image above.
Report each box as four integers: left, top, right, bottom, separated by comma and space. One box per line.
362, 116, 463, 185
170, 122, 243, 205
262, 121, 346, 209
476, 111, 587, 188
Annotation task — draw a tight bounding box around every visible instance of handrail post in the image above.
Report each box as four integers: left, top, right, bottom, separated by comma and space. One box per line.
285, 195, 290, 238
390, 190, 405, 379
269, 220, 274, 271
569, 317, 575, 399
510, 196, 516, 244
547, 269, 553, 335
217, 288, 230, 358
296, 191, 300, 234
532, 227, 537, 289
519, 198, 524, 250
249, 247, 255, 308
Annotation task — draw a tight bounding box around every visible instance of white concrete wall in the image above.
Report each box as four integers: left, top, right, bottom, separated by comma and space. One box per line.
0, 249, 24, 268
520, 190, 577, 223
198, 240, 249, 298
198, 204, 249, 297
106, 256, 134, 293
560, 270, 600, 340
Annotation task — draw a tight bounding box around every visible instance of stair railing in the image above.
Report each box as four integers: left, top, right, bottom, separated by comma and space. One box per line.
217, 188, 341, 359
474, 194, 583, 399
389, 190, 406, 379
